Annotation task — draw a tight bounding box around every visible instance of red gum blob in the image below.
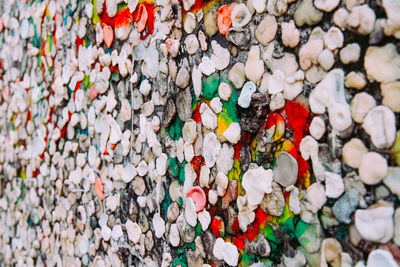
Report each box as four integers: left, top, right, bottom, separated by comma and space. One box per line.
280, 139, 297, 160
102, 23, 114, 48
192, 103, 202, 123
284, 101, 310, 148
266, 112, 286, 141
133, 3, 155, 40
217, 4, 236, 36
186, 186, 207, 212
115, 7, 133, 29
2, 86, 9, 102
75, 35, 84, 50
95, 178, 104, 201
89, 85, 98, 100
191, 156, 203, 175
211, 217, 225, 237
133, 4, 148, 33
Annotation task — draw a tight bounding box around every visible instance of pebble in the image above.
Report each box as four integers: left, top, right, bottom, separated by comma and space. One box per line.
192, 65, 203, 98
111, 225, 123, 241
216, 172, 229, 196
382, 0, 400, 39
227, 27, 251, 50
295, 221, 322, 253
153, 213, 166, 238
310, 69, 352, 131
314, 0, 340, 12
199, 57, 216, 76
213, 238, 239, 266
395, 208, 400, 246
294, 0, 323, 27
268, 70, 285, 94
242, 166, 273, 206
139, 79, 152, 96
211, 40, 230, 71
126, 219, 141, 244
199, 165, 211, 188
184, 142, 195, 162
317, 49, 335, 71
273, 151, 298, 187
281, 20, 300, 48
200, 103, 218, 130
176, 66, 190, 89
381, 81, 400, 112
185, 197, 198, 227
359, 152, 388, 185
238, 81, 257, 108
229, 63, 246, 89
231, 4, 251, 28
367, 249, 399, 267
324, 172, 344, 199
324, 27, 344, 51
218, 82, 232, 101
176, 87, 193, 122
156, 153, 168, 176
245, 46, 264, 84
383, 167, 400, 199
320, 238, 343, 267
137, 160, 149, 177
309, 116, 326, 140
332, 189, 359, 224
364, 43, 400, 83
362, 105, 396, 149
101, 225, 112, 241
197, 210, 211, 231
345, 71, 367, 90
203, 133, 221, 168
210, 97, 223, 114
299, 39, 324, 71
260, 181, 285, 217
182, 120, 197, 144
122, 164, 136, 183
355, 202, 394, 243
255, 15, 277, 46
204, 8, 218, 36
169, 224, 180, 247
350, 92, 376, 124
167, 202, 180, 223
184, 34, 199, 55
340, 43, 361, 64
347, 4, 376, 35
184, 13, 197, 34
306, 183, 327, 213
252, 0, 266, 13
223, 122, 241, 144
342, 138, 368, 169
183, 0, 195, 11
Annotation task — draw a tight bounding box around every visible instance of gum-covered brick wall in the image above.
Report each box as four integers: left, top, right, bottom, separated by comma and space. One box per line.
0, 0, 400, 266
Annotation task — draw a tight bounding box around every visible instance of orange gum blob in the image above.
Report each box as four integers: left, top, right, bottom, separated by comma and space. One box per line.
217, 4, 236, 36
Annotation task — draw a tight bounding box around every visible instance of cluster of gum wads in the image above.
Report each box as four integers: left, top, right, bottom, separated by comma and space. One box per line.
0, 0, 400, 266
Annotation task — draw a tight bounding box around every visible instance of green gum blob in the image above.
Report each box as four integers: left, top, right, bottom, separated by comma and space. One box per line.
168, 157, 179, 177
202, 73, 219, 99
168, 115, 183, 141
222, 87, 239, 122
